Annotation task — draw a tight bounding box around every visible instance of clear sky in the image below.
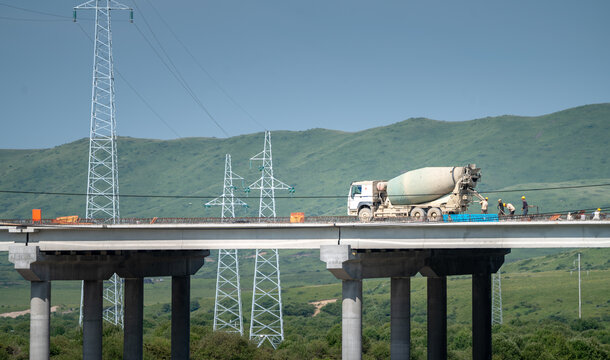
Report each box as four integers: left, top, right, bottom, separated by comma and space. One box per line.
1, 0, 609, 149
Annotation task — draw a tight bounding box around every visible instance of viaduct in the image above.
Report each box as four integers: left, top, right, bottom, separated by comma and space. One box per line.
1, 220, 609, 360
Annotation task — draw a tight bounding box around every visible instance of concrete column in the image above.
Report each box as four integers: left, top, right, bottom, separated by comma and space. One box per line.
124, 278, 144, 360
342, 279, 362, 360
30, 281, 51, 360
171, 276, 190, 360
391, 277, 410, 360
473, 273, 492, 360
83, 280, 103, 360
427, 276, 447, 360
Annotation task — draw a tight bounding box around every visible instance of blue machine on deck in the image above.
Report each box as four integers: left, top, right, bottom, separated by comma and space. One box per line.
443, 214, 499, 222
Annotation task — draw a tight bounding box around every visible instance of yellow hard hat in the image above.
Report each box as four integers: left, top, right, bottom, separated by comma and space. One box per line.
522, 196, 525, 199
598, 208, 601, 211
503, 203, 506, 206
485, 197, 488, 200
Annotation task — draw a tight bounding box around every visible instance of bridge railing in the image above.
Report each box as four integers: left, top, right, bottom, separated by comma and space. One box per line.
0, 212, 607, 227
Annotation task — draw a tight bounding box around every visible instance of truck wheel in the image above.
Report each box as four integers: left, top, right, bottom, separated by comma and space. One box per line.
427, 208, 442, 221
358, 207, 373, 222
410, 207, 426, 221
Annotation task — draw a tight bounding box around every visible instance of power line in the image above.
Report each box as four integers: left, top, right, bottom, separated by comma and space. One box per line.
2, 182, 610, 200
0, 2, 71, 19
0, 16, 70, 22
143, 0, 266, 131
75, 22, 181, 139
477, 182, 610, 194
131, 2, 230, 137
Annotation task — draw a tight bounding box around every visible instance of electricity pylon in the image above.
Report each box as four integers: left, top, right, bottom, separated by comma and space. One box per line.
491, 269, 503, 325
206, 154, 247, 334
205, 154, 248, 220
74, 0, 132, 328
248, 131, 293, 348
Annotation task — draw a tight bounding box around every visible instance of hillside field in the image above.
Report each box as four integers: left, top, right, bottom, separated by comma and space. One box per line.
1, 103, 610, 219
1, 104, 610, 358
0, 248, 609, 359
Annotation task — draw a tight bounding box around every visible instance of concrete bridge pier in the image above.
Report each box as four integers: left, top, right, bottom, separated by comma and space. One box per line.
426, 276, 447, 359
123, 278, 144, 360
8, 246, 208, 360
30, 280, 51, 360
117, 251, 206, 360
342, 279, 362, 360
83, 280, 104, 360
321, 245, 508, 360
420, 249, 507, 360
321, 246, 426, 360
391, 277, 411, 360
472, 272, 492, 360
171, 276, 191, 360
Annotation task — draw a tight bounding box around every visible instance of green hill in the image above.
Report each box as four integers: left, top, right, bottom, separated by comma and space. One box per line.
2, 104, 610, 358
1, 103, 610, 219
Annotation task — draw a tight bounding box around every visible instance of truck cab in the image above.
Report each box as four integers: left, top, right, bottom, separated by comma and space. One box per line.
347, 181, 380, 220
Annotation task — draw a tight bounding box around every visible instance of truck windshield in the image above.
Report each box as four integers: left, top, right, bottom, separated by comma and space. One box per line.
351, 185, 362, 198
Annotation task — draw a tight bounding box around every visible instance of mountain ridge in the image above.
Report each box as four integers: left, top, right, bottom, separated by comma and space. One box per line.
1, 103, 609, 219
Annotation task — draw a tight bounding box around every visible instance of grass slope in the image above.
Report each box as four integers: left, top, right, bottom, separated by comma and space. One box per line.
1, 249, 609, 359
1, 104, 610, 219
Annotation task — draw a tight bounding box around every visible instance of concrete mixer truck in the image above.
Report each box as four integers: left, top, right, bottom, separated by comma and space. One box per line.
347, 164, 483, 221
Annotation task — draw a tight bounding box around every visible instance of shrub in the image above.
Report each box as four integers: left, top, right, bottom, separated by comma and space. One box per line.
492, 334, 521, 360
284, 303, 316, 317
567, 338, 609, 359
571, 319, 603, 332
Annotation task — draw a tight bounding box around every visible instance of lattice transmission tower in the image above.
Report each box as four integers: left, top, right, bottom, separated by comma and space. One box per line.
491, 269, 503, 325
74, 0, 132, 328
206, 154, 248, 334
248, 131, 294, 348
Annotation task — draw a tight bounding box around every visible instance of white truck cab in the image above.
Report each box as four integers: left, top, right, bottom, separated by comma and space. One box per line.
347, 181, 378, 220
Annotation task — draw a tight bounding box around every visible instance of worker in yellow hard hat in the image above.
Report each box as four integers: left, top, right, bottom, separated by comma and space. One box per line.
497, 199, 505, 216
593, 208, 601, 220
522, 196, 529, 216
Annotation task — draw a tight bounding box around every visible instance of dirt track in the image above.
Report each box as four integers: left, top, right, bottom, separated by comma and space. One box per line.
309, 299, 337, 317
0, 305, 60, 318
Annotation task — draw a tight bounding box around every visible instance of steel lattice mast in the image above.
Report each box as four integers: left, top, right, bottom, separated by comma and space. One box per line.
491, 269, 503, 325
206, 154, 247, 334
205, 154, 248, 220
248, 131, 293, 348
74, 0, 132, 328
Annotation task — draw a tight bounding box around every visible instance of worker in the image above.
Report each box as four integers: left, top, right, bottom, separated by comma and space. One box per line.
566, 212, 573, 221
521, 196, 529, 216
479, 197, 489, 214
593, 208, 601, 220
497, 199, 505, 216
505, 202, 516, 216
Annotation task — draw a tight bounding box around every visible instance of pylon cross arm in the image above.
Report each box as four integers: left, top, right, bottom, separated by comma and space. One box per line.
75, 0, 131, 10
271, 178, 291, 190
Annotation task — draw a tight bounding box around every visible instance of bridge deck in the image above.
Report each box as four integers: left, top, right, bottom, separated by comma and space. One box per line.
1, 220, 609, 251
